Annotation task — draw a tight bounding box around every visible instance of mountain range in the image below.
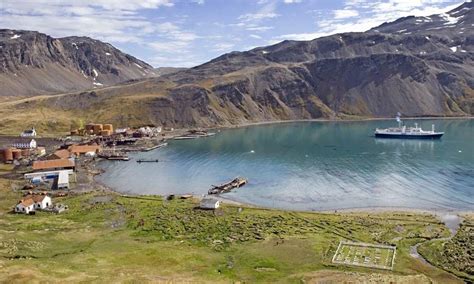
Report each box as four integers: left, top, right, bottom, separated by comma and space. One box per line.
0, 2, 472, 133
0, 30, 156, 98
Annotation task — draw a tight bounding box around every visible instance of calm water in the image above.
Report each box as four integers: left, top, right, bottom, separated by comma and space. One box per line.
97, 119, 474, 211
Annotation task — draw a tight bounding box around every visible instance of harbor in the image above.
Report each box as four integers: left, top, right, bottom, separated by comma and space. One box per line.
97, 119, 474, 212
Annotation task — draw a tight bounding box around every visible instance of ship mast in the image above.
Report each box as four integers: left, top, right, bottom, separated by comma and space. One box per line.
396, 112, 402, 128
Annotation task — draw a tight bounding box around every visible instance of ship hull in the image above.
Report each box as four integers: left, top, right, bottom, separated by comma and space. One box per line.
375, 133, 443, 139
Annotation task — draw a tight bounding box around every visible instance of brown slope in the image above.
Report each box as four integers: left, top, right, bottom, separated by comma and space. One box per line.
0, 3, 473, 134
0, 29, 157, 98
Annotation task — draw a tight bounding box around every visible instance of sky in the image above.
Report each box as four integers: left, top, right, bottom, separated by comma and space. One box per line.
0, 0, 466, 67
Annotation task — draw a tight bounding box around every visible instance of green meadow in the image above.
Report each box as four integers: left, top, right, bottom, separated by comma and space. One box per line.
0, 178, 470, 283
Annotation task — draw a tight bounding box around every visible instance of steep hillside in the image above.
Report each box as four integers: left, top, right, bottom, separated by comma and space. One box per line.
0, 2, 472, 134
0, 29, 157, 98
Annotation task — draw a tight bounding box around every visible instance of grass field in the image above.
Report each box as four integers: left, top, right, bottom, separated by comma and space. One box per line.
418, 215, 474, 282
0, 178, 466, 283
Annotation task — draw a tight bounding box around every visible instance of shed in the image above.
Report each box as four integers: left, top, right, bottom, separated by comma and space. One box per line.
15, 198, 35, 214
12, 138, 37, 149
200, 198, 220, 210
48, 149, 71, 160
57, 171, 69, 189
68, 145, 101, 156
20, 128, 37, 137
33, 159, 75, 171
28, 195, 52, 209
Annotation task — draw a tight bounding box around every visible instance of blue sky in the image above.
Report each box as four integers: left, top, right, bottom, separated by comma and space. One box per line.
0, 0, 466, 67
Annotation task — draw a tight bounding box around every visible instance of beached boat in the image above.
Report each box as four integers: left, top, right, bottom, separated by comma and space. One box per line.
375, 114, 444, 139
208, 177, 247, 195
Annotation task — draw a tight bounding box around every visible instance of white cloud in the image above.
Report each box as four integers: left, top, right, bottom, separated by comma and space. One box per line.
283, 0, 302, 3
238, 12, 279, 22
149, 55, 202, 67
0, 0, 175, 43
273, 0, 464, 43
245, 25, 274, 32
234, 0, 278, 33
149, 21, 200, 56
333, 9, 359, 19
250, 34, 263, 39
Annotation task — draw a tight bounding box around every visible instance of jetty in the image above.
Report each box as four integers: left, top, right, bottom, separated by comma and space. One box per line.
105, 155, 129, 161
98, 153, 130, 161
141, 143, 168, 152
208, 177, 247, 195
174, 130, 216, 140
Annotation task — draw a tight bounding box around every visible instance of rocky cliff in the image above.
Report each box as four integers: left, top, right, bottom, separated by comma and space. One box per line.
0, 30, 157, 98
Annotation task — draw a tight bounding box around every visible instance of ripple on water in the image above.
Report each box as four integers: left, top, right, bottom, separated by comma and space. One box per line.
98, 120, 474, 211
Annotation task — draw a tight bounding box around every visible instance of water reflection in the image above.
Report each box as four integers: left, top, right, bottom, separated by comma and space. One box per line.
98, 119, 474, 211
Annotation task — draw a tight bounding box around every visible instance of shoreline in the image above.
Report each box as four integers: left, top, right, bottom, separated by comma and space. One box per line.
212, 194, 473, 215
0, 116, 472, 137
210, 116, 474, 132
91, 173, 474, 215
90, 116, 473, 216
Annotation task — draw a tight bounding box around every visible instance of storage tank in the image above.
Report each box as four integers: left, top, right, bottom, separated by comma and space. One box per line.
4, 148, 13, 161
12, 149, 22, 160
100, 130, 111, 136
85, 124, 95, 132
93, 124, 103, 134
103, 124, 113, 131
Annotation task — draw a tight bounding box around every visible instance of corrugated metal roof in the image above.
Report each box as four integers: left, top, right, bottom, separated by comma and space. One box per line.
200, 198, 219, 208
33, 159, 75, 170
53, 149, 70, 159
68, 145, 101, 154
58, 171, 69, 185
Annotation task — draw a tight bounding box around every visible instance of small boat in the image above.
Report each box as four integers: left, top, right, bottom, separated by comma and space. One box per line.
106, 156, 130, 161
375, 113, 444, 139
208, 177, 247, 195
136, 159, 159, 163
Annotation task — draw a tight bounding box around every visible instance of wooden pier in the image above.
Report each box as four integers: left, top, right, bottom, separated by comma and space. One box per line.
208, 177, 247, 194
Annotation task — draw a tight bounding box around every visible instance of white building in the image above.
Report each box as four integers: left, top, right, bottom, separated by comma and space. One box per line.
33, 195, 52, 210
115, 128, 129, 134
21, 128, 37, 137
24, 170, 74, 190
200, 197, 220, 209
15, 198, 35, 214
12, 139, 37, 149
15, 195, 52, 214
57, 171, 69, 189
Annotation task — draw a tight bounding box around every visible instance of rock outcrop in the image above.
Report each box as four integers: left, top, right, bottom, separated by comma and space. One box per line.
0, 30, 157, 97
0, 2, 472, 133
